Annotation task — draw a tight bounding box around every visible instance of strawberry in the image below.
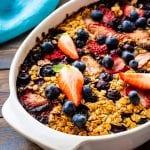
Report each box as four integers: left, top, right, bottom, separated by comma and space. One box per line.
99, 7, 115, 24
20, 91, 48, 107
105, 55, 127, 74
58, 65, 84, 106
123, 5, 144, 17
119, 73, 150, 90
135, 52, 150, 68
44, 49, 65, 60
87, 40, 108, 56
58, 34, 79, 59
124, 86, 150, 108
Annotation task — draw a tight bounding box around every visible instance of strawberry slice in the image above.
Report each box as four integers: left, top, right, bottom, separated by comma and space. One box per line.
58, 34, 79, 59
105, 55, 127, 74
119, 73, 150, 90
44, 49, 65, 60
87, 40, 108, 55
58, 65, 84, 106
99, 7, 115, 24
20, 91, 48, 107
124, 86, 150, 108
123, 5, 144, 17
135, 52, 150, 68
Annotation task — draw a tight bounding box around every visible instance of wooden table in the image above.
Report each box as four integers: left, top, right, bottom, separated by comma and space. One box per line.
0, 0, 150, 149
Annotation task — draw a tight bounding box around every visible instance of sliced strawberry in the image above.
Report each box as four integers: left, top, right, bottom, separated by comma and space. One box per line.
58, 65, 84, 106
20, 91, 48, 107
123, 86, 150, 108
87, 40, 108, 56
99, 7, 115, 24
135, 52, 150, 68
119, 73, 150, 90
105, 55, 127, 74
58, 34, 79, 59
44, 49, 65, 60
123, 5, 144, 17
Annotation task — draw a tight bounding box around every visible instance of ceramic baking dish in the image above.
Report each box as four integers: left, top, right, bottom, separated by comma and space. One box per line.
2, 0, 150, 149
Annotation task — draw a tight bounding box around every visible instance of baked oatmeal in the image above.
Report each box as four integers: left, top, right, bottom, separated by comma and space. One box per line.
17, 0, 150, 136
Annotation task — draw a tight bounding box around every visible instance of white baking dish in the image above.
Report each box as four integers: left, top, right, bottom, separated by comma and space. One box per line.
2, 0, 150, 149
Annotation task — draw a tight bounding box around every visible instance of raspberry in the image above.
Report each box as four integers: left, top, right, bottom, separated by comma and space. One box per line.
44, 49, 65, 60
87, 40, 108, 56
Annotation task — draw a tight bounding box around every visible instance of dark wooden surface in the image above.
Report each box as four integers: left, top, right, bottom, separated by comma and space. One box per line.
0, 0, 149, 149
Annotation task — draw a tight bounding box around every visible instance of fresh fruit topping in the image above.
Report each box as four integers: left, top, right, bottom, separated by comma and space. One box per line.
99, 72, 113, 82
87, 40, 108, 55
128, 90, 140, 105
135, 53, 150, 68
122, 20, 135, 33
76, 104, 89, 118
130, 10, 139, 21
106, 89, 121, 101
119, 73, 150, 90
105, 36, 119, 50
52, 64, 65, 73
110, 124, 127, 133
135, 17, 147, 28
45, 85, 60, 100
40, 64, 55, 77
72, 113, 87, 128
41, 41, 55, 53
122, 51, 134, 64
58, 65, 84, 106
82, 85, 97, 102
99, 7, 115, 24
32, 49, 44, 61
123, 44, 134, 53
147, 18, 150, 27
137, 118, 148, 124
96, 80, 110, 90
91, 10, 103, 22
17, 72, 30, 86
58, 34, 79, 59
81, 55, 102, 77
44, 49, 65, 61
76, 29, 89, 40
96, 35, 106, 45
74, 38, 87, 48
139, 90, 150, 108
105, 55, 127, 74
72, 61, 86, 72
20, 91, 47, 107
84, 77, 91, 84
102, 55, 114, 69
129, 60, 138, 69
62, 100, 76, 116
123, 5, 144, 18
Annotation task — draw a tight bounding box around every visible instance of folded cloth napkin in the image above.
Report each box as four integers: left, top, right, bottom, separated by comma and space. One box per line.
0, 0, 59, 43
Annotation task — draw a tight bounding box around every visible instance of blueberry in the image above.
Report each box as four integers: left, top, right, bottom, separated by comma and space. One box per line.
91, 10, 103, 21
40, 65, 55, 77
130, 10, 139, 21
96, 80, 110, 90
122, 51, 134, 64
17, 72, 30, 86
135, 17, 147, 28
105, 36, 119, 50
147, 18, 150, 27
137, 118, 148, 124
76, 29, 89, 40
84, 77, 91, 84
76, 104, 89, 118
123, 44, 134, 53
128, 90, 140, 105
74, 38, 86, 48
111, 124, 127, 133
72, 114, 87, 128
32, 49, 43, 61
129, 60, 138, 69
96, 35, 106, 45
72, 61, 86, 72
77, 48, 85, 56
62, 100, 76, 116
102, 56, 114, 69
82, 85, 92, 97
122, 20, 135, 33
106, 90, 121, 101
41, 41, 54, 53
99, 73, 113, 82
45, 85, 60, 100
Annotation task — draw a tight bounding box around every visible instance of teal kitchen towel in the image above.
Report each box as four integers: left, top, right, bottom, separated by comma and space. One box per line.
0, 0, 59, 43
